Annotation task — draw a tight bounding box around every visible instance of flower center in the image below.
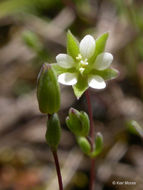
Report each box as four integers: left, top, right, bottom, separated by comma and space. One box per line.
76, 54, 89, 74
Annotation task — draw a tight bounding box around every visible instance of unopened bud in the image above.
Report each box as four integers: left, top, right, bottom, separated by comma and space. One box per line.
66, 108, 89, 136
37, 63, 60, 114
45, 113, 61, 150
91, 132, 103, 158
77, 137, 91, 155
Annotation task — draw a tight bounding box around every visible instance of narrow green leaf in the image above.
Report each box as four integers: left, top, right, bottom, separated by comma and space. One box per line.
67, 30, 80, 59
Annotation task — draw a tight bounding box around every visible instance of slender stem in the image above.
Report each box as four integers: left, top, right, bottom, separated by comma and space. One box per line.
85, 90, 95, 190
89, 158, 95, 190
85, 90, 94, 142
52, 150, 64, 190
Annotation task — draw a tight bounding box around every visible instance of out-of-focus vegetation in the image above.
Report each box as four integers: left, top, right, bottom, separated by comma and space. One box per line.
0, 0, 143, 190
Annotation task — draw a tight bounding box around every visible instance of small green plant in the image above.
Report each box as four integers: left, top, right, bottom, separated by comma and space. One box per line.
36, 31, 119, 190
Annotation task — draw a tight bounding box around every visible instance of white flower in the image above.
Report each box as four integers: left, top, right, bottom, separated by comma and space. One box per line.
54, 32, 116, 96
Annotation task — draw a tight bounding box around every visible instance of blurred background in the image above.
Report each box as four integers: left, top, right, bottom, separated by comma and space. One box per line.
0, 0, 143, 189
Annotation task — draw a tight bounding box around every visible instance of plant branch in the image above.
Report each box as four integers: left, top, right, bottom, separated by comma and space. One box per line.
52, 150, 64, 190
85, 89, 95, 190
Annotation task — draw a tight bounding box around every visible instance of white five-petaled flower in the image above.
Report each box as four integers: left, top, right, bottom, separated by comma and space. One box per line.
56, 34, 113, 90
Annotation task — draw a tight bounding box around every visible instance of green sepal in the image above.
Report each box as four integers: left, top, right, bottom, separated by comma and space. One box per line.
37, 63, 60, 114
73, 74, 88, 99
94, 32, 109, 57
52, 63, 76, 75
77, 137, 91, 155
91, 132, 103, 158
45, 113, 61, 150
67, 30, 80, 59
66, 108, 90, 137
91, 68, 119, 80
127, 120, 143, 137
52, 64, 68, 75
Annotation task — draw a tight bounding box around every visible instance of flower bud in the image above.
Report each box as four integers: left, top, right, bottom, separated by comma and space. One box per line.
37, 63, 60, 114
77, 137, 91, 155
45, 113, 61, 150
91, 132, 103, 158
66, 108, 89, 136
79, 111, 90, 136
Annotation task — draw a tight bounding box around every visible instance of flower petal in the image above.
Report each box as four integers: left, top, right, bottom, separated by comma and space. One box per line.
88, 75, 106, 89
58, 73, 77, 85
79, 35, 95, 59
56, 54, 75, 68
94, 52, 113, 70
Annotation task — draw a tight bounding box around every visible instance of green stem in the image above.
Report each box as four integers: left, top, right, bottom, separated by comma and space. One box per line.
85, 90, 95, 190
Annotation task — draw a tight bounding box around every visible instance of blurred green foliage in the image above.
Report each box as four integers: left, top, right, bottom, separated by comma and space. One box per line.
0, 0, 62, 18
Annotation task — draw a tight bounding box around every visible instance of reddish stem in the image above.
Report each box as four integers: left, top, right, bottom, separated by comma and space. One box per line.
52, 150, 64, 190
89, 158, 96, 190
85, 90, 95, 190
